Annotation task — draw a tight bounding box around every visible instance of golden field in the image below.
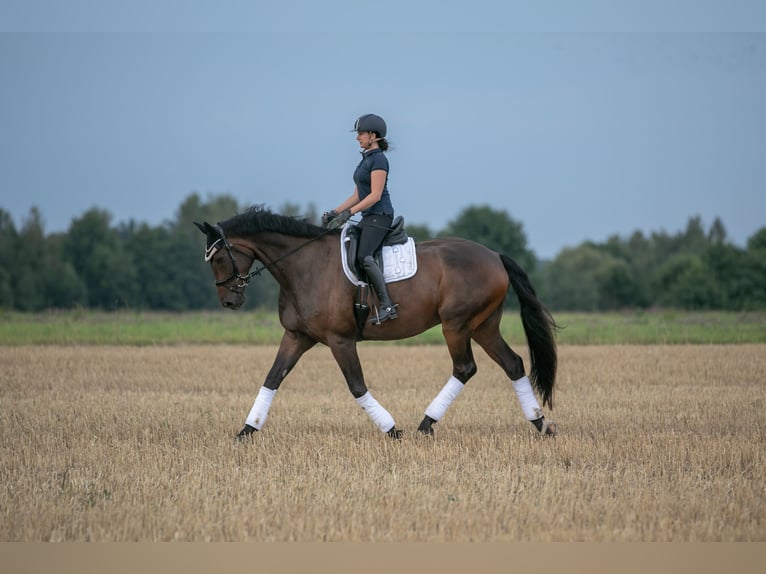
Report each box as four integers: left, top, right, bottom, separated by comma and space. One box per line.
1, 344, 764, 541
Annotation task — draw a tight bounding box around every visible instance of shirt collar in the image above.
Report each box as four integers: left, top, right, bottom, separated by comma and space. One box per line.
360, 147, 382, 158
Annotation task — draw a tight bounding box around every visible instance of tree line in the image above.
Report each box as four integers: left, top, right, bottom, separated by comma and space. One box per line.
1, 193, 764, 312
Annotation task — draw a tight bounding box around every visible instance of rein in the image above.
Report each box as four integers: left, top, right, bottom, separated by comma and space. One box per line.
208, 222, 350, 291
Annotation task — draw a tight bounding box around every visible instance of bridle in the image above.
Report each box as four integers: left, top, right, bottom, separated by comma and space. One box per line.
204, 223, 339, 292
205, 225, 258, 292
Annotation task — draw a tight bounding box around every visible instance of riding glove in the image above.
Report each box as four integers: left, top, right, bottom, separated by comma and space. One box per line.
321, 210, 338, 227
327, 209, 351, 230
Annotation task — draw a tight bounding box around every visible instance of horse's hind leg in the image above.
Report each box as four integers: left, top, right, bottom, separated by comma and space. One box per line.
417, 327, 477, 436
472, 314, 556, 436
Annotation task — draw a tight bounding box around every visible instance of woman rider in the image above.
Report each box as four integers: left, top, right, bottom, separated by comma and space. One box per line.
323, 113, 399, 324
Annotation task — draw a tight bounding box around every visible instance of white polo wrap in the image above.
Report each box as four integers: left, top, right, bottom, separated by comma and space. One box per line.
355, 391, 396, 433
512, 375, 543, 420
245, 386, 277, 430
424, 376, 465, 421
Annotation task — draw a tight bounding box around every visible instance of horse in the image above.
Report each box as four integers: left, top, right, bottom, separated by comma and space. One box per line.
194, 206, 558, 439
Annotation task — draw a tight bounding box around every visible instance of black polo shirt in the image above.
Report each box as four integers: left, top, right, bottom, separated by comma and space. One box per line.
353, 148, 394, 216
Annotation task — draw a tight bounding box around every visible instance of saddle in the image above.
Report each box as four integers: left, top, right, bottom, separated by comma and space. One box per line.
339, 217, 417, 338
344, 216, 409, 277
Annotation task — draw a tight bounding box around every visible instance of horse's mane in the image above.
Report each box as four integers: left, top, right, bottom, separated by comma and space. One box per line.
220, 205, 330, 239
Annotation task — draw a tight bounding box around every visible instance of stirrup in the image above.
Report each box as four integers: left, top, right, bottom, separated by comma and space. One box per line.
369, 303, 399, 325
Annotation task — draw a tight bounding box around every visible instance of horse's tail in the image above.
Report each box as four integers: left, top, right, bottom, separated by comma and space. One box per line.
500, 254, 558, 409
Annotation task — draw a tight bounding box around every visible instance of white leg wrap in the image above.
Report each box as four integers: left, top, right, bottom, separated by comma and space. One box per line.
355, 391, 396, 433
245, 387, 277, 430
424, 376, 465, 421
512, 375, 543, 420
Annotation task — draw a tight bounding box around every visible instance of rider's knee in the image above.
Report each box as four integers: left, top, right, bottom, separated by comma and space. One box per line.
360, 254, 375, 270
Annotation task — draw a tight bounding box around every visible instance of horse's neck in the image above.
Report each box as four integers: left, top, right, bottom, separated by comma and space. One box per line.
242, 232, 323, 287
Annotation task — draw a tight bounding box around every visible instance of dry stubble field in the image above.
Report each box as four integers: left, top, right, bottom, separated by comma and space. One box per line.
1, 344, 765, 541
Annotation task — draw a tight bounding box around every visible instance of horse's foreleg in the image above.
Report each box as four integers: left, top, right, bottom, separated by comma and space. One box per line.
237, 330, 316, 439
418, 327, 477, 436
328, 336, 402, 438
417, 376, 464, 436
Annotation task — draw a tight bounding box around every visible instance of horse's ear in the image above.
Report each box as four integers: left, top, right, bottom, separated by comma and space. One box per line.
193, 221, 221, 240
194, 220, 220, 256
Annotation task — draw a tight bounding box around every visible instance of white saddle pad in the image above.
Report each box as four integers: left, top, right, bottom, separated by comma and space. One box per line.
340, 224, 418, 285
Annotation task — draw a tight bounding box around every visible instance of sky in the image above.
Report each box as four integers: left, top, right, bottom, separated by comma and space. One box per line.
1, 2, 765, 259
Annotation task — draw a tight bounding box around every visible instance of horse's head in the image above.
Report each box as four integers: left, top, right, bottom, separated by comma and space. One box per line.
194, 221, 255, 310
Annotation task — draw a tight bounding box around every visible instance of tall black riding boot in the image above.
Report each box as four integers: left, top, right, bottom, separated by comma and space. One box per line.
362, 256, 399, 325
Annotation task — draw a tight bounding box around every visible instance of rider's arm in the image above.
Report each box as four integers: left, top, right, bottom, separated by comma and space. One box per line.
334, 187, 360, 213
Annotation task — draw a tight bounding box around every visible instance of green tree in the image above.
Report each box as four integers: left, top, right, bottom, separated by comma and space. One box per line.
123, 223, 182, 309
616, 231, 654, 307
167, 227, 222, 309
653, 254, 723, 309
0, 209, 19, 308
0, 267, 12, 309
594, 257, 643, 309
742, 228, 766, 308
13, 208, 48, 310
677, 215, 709, 255
440, 205, 535, 272
0, 208, 86, 309
708, 217, 727, 244
701, 236, 766, 310
41, 233, 87, 308
65, 209, 138, 309
747, 227, 766, 252
123, 221, 222, 310
541, 242, 647, 311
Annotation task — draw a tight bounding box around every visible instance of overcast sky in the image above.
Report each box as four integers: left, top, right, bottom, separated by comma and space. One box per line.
1, 1, 764, 258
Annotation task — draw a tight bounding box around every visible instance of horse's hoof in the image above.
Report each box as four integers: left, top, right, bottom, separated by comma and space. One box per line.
542, 421, 557, 437
387, 427, 404, 440
417, 425, 434, 437
531, 416, 557, 437
417, 416, 436, 437
235, 424, 257, 442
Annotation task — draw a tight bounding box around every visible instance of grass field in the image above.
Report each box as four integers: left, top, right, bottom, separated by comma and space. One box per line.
1, 309, 765, 345
2, 343, 764, 541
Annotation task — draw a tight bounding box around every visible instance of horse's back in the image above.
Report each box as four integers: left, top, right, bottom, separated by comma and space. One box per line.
360, 237, 510, 340
412, 237, 510, 308
416, 237, 507, 276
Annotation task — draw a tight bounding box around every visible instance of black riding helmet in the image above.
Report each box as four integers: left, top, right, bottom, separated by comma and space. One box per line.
352, 114, 387, 138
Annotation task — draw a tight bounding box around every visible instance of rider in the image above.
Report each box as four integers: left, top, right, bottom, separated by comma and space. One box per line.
323, 113, 399, 325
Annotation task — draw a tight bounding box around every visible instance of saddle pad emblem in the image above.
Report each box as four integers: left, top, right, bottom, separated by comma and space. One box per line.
340, 225, 418, 286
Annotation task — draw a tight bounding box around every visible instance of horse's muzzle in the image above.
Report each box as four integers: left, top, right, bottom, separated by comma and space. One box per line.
218, 289, 245, 310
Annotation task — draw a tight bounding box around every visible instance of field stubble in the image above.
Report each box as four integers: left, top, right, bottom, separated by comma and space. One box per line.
1, 344, 764, 541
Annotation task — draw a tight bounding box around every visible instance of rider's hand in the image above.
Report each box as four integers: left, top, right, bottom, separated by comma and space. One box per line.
321, 209, 338, 227
327, 209, 351, 230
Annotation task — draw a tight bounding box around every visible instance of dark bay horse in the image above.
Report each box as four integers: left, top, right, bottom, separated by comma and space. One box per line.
195, 206, 558, 439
